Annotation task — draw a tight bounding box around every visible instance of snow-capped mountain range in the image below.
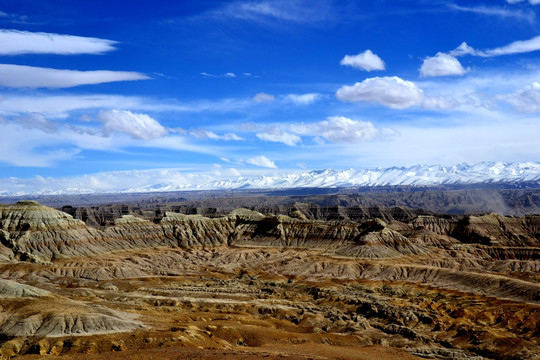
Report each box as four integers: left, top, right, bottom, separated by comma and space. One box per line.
1, 162, 539, 196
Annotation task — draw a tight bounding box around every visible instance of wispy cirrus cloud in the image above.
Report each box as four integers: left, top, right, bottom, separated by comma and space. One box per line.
253, 92, 275, 102
256, 126, 302, 146
0, 94, 254, 118
190, 129, 244, 141
215, 0, 334, 24
421, 35, 540, 77
473, 36, 540, 57
284, 93, 321, 105
448, 4, 535, 22
200, 72, 237, 78
0, 29, 117, 55
0, 64, 149, 88
0, 112, 222, 168
506, 0, 540, 5
497, 82, 540, 112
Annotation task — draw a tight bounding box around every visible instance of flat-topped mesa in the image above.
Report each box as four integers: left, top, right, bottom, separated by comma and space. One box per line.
160, 212, 234, 247
0, 201, 85, 231
0, 201, 108, 263
230, 214, 428, 259
1, 201, 538, 265
228, 208, 266, 221
451, 213, 540, 246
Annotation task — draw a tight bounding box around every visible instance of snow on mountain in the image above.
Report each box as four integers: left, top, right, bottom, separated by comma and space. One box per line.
196, 162, 540, 190
1, 162, 539, 196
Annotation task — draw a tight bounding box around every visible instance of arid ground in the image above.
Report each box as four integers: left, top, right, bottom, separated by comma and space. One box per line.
0, 200, 538, 359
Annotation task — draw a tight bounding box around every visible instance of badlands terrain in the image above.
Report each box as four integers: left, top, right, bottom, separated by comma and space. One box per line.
0, 195, 539, 359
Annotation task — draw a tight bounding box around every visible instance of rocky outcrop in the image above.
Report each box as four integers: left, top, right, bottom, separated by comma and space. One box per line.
0, 203, 436, 263
0, 299, 142, 337
0, 201, 539, 359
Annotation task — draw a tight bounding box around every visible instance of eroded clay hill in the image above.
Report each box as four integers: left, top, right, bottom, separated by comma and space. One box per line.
0, 200, 539, 360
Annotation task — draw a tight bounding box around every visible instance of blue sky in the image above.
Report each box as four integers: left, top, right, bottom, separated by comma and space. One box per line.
1, 0, 540, 192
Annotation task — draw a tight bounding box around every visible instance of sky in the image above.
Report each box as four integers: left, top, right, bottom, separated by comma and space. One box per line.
1, 0, 540, 193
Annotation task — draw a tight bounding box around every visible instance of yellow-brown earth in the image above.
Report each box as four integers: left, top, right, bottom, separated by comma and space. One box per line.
0, 201, 538, 359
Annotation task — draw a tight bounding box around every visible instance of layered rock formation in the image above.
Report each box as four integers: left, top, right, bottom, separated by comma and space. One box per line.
0, 200, 539, 359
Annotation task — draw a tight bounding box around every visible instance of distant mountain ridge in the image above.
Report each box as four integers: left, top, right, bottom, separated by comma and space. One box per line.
1, 161, 539, 196
124, 161, 540, 193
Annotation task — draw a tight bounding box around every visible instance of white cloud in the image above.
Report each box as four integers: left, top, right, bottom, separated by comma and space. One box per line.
97, 110, 168, 140
284, 93, 321, 105
246, 155, 277, 168
253, 92, 275, 102
201, 72, 238, 78
218, 0, 332, 24
0, 29, 117, 55
478, 35, 540, 57
0, 94, 253, 119
336, 76, 425, 109
448, 4, 535, 22
507, 0, 540, 5
448, 36, 540, 59
0, 64, 149, 88
191, 129, 244, 141
15, 113, 57, 133
290, 116, 394, 143
340, 50, 385, 71
498, 82, 540, 112
0, 122, 81, 167
420, 53, 468, 77
449, 42, 478, 56
336, 76, 458, 110
256, 127, 301, 146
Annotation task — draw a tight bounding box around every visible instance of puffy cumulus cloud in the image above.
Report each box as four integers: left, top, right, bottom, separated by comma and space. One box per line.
0, 29, 117, 55
340, 50, 385, 71
98, 110, 168, 140
190, 129, 243, 141
336, 76, 458, 110
0, 64, 149, 89
420, 53, 468, 77
290, 116, 394, 143
284, 93, 321, 105
498, 82, 540, 112
246, 155, 277, 168
256, 127, 301, 146
336, 76, 425, 109
253, 92, 275, 102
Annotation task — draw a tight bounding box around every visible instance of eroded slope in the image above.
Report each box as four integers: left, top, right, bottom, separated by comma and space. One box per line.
0, 201, 538, 359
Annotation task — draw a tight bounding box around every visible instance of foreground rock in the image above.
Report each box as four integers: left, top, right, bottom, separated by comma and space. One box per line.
0, 200, 538, 359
